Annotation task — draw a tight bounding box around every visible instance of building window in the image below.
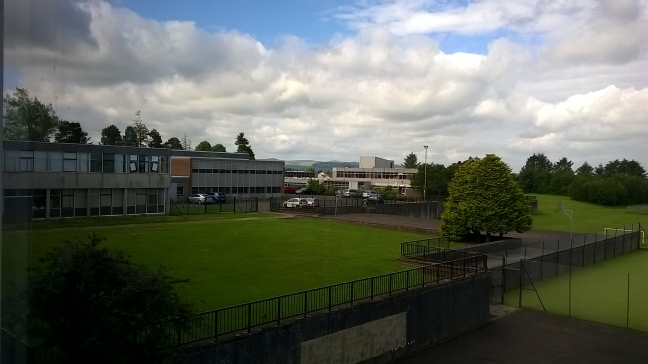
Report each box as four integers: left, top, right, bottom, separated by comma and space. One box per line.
100, 189, 112, 215
112, 189, 124, 215
4, 150, 19, 171
129, 155, 138, 173
150, 156, 159, 173
139, 155, 149, 173
34, 151, 48, 171
63, 152, 77, 172
176, 186, 184, 196
115, 154, 125, 173
32, 189, 46, 219
50, 189, 61, 218
77, 153, 89, 172
136, 189, 147, 214
19, 150, 34, 171
90, 189, 100, 216
103, 153, 115, 173
62, 189, 74, 217
74, 189, 87, 217
90, 153, 102, 172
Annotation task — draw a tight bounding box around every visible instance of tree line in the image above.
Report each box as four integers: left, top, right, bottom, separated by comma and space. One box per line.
2, 88, 256, 159
518, 153, 647, 206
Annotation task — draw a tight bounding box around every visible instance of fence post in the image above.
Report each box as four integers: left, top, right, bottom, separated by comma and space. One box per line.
568, 261, 572, 317
329, 286, 332, 312
214, 311, 219, 339
234, 196, 237, 213
540, 241, 544, 280
371, 277, 375, 301
627, 273, 630, 329
622, 225, 626, 255
614, 227, 618, 258
406, 271, 409, 292
463, 259, 466, 278
304, 292, 308, 317
518, 259, 524, 307
350, 283, 354, 305
501, 257, 505, 303
582, 233, 586, 266
248, 304, 252, 333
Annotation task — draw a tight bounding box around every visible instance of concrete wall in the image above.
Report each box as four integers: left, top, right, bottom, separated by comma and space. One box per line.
182, 274, 491, 364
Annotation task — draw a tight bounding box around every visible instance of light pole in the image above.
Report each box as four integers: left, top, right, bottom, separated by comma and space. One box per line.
423, 145, 428, 201
557, 202, 573, 242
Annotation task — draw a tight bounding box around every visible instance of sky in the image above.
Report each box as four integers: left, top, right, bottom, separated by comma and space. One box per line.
3, 0, 648, 171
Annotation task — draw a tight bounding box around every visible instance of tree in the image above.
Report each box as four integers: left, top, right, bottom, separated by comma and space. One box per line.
441, 154, 532, 241
235, 132, 255, 160
123, 126, 137, 146
54, 121, 90, 144
25, 234, 195, 363
148, 129, 163, 148
304, 166, 315, 174
3, 88, 59, 141
195, 141, 212, 151
576, 162, 594, 176
132, 119, 150, 147
100, 125, 123, 145
307, 179, 328, 195
518, 153, 553, 193
403, 152, 419, 169
163, 137, 183, 150
211, 144, 226, 152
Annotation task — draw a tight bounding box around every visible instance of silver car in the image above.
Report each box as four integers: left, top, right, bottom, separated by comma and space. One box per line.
188, 194, 214, 204
283, 198, 308, 208
306, 198, 320, 207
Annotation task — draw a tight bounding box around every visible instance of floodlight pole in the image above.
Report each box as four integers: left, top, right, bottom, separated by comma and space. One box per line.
423, 145, 428, 201
335, 195, 342, 216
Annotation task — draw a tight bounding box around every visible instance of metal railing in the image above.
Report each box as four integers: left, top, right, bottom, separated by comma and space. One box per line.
400, 237, 450, 253
167, 254, 487, 346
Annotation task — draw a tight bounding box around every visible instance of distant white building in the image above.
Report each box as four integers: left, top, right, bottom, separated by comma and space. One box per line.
331, 156, 418, 195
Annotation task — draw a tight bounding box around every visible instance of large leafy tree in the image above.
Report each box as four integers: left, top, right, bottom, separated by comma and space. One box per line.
3, 88, 59, 141
100, 125, 123, 145
211, 143, 226, 152
576, 162, 594, 176
148, 129, 163, 148
235, 132, 255, 160
403, 152, 419, 169
195, 141, 212, 151
25, 234, 195, 363
54, 121, 90, 144
441, 154, 532, 241
164, 137, 183, 150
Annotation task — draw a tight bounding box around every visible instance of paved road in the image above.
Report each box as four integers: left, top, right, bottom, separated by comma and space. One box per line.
398, 308, 648, 364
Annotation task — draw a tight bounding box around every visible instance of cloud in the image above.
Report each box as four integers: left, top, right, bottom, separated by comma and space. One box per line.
3, 0, 648, 171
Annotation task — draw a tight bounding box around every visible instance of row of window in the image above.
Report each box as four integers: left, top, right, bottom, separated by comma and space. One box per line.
192, 169, 283, 174
4, 150, 170, 174
334, 171, 413, 180
4, 188, 166, 219
189, 186, 282, 194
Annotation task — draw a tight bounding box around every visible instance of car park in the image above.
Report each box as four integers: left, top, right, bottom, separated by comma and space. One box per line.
365, 196, 385, 204
306, 198, 320, 207
283, 198, 308, 208
188, 194, 215, 204
295, 188, 314, 195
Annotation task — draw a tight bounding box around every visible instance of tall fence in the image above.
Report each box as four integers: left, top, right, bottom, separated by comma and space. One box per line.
1, 329, 63, 364
160, 253, 487, 346
488, 225, 646, 331
269, 195, 430, 215
170, 197, 258, 215
373, 201, 444, 219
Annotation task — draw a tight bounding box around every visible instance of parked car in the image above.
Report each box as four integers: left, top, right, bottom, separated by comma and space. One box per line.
306, 198, 320, 207
343, 189, 361, 198
295, 188, 314, 195
188, 194, 214, 204
365, 196, 385, 205
283, 186, 296, 194
283, 198, 308, 208
362, 190, 379, 198
208, 192, 226, 203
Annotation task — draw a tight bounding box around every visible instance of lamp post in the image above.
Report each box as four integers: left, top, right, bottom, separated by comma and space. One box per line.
423, 145, 428, 201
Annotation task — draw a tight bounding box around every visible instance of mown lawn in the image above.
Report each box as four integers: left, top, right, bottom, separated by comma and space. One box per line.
530, 194, 647, 233
3, 214, 433, 311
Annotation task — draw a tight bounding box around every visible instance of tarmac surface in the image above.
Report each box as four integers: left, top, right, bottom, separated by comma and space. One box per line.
398, 307, 648, 364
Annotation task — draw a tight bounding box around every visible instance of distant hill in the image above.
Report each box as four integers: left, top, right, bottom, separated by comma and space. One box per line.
284, 160, 359, 172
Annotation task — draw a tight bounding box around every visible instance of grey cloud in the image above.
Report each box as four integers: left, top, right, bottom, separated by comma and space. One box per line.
4, 0, 96, 52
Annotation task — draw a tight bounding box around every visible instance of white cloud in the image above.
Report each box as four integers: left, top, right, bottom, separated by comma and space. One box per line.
3, 0, 648, 171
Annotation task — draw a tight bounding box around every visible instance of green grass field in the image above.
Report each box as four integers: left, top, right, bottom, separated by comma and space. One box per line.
2, 214, 433, 311
529, 194, 647, 233
504, 249, 648, 332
